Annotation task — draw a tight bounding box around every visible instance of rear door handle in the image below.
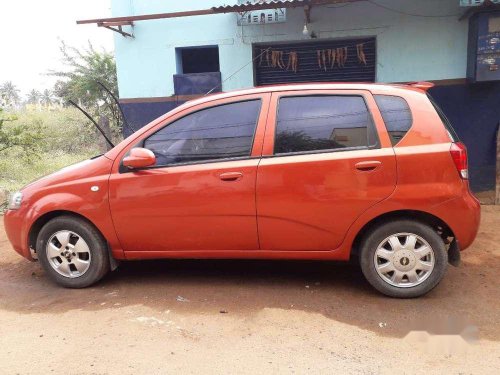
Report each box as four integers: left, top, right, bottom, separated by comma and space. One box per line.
355, 161, 382, 171
219, 172, 243, 181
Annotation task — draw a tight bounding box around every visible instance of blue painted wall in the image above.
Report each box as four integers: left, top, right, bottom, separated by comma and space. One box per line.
430, 83, 500, 192
111, 0, 468, 99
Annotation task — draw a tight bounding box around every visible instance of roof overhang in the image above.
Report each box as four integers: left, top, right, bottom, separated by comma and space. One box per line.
76, 0, 364, 37
459, 0, 500, 20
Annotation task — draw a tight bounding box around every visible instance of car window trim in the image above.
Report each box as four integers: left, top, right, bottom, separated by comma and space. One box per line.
262, 145, 375, 160
272, 93, 380, 156
120, 154, 261, 173
137, 98, 264, 169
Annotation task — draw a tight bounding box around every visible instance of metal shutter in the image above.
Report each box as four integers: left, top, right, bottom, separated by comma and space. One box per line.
253, 38, 376, 85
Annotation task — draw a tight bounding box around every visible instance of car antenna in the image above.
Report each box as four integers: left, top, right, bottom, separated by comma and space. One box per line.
67, 99, 115, 148
96, 81, 135, 136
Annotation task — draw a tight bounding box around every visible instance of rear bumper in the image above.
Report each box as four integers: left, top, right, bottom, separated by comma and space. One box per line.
430, 192, 480, 251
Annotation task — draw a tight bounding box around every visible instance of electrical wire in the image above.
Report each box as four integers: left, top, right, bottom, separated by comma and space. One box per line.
204, 47, 272, 95
366, 0, 462, 18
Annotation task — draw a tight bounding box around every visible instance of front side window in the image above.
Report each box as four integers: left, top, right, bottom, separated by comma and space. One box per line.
144, 100, 261, 166
274, 95, 376, 154
374, 95, 412, 146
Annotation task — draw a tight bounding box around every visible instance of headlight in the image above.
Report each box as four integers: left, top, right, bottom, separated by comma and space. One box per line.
8, 191, 23, 210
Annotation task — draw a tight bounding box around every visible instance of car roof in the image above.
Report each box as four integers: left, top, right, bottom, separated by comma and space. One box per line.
183, 82, 429, 108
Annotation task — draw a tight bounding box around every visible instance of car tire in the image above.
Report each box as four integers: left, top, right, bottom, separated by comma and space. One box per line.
359, 220, 447, 298
37, 216, 110, 288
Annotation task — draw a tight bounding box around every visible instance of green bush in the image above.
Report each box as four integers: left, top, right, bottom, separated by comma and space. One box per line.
0, 107, 102, 211
0, 108, 45, 158
15, 107, 99, 153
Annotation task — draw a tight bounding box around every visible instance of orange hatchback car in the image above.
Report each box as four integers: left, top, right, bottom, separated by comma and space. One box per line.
4, 83, 480, 297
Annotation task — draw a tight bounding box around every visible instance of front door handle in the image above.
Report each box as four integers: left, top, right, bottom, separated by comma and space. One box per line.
219, 172, 243, 181
355, 161, 382, 171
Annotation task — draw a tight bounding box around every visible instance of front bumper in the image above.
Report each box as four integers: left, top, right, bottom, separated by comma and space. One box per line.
4, 207, 33, 261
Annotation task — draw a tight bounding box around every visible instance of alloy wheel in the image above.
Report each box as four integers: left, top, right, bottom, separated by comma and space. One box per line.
46, 230, 91, 278
374, 232, 435, 288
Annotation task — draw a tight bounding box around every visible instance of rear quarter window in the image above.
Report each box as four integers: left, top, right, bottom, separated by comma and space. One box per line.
427, 94, 460, 142
374, 95, 412, 146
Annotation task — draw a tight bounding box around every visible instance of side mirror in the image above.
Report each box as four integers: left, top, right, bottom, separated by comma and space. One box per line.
123, 147, 156, 169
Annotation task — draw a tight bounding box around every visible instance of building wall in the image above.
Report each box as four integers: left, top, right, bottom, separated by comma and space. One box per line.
430, 83, 500, 193
111, 0, 467, 99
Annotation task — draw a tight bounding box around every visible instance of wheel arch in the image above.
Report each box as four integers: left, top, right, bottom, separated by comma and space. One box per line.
28, 210, 118, 269
350, 209, 454, 260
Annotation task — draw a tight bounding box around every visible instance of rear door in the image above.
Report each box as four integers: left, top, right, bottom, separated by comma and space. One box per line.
256, 90, 396, 251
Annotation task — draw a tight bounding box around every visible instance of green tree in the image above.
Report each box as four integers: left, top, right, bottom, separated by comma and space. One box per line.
50, 41, 121, 137
27, 89, 42, 105
41, 89, 54, 107
0, 81, 21, 108
0, 107, 45, 157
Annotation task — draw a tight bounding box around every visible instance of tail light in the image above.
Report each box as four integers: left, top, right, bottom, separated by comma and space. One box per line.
450, 142, 468, 179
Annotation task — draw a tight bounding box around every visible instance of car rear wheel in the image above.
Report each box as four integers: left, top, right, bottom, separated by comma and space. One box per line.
37, 216, 110, 288
359, 220, 447, 298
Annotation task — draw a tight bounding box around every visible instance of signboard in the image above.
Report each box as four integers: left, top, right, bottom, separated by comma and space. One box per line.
460, 0, 500, 6
236, 0, 286, 25
467, 11, 500, 82
237, 8, 286, 25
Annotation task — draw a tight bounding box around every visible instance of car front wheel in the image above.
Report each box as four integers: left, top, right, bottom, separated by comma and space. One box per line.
359, 220, 448, 298
37, 216, 110, 288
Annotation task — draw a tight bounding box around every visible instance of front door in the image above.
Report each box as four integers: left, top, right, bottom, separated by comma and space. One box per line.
109, 95, 269, 253
256, 90, 397, 251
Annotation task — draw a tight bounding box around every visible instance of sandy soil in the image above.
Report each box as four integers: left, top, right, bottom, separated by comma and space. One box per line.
0, 207, 499, 374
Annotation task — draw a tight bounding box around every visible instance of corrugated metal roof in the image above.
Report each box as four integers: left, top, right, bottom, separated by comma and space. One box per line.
212, 0, 354, 13
77, 0, 362, 27
213, 1, 305, 13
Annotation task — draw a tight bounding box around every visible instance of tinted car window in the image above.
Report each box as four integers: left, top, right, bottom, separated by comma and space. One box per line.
374, 95, 412, 146
275, 95, 375, 154
144, 100, 261, 166
427, 94, 460, 142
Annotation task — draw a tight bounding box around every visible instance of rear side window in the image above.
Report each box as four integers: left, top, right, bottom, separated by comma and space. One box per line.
374, 95, 412, 146
274, 95, 377, 155
144, 100, 261, 166
427, 94, 460, 142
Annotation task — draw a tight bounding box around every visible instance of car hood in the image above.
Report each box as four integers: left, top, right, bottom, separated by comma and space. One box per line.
21, 155, 114, 195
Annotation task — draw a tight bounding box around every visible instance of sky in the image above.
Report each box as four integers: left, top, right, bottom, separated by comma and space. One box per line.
0, 0, 114, 98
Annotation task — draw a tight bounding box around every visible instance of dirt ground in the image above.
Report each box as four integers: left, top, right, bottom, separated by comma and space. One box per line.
1, 207, 499, 375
